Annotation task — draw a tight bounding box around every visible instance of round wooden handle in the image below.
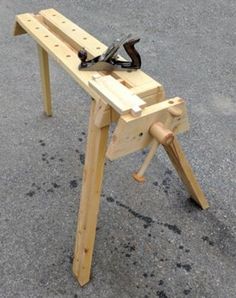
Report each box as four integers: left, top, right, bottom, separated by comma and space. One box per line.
168, 107, 183, 117
150, 122, 174, 145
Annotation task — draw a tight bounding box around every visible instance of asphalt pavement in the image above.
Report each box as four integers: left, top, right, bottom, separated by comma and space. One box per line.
0, 1, 235, 297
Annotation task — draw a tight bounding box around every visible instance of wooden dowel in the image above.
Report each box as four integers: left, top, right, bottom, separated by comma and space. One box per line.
168, 106, 183, 118
133, 139, 159, 182
133, 117, 176, 182
37, 45, 52, 116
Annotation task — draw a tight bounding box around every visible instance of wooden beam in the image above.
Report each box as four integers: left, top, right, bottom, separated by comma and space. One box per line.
72, 100, 109, 286
37, 45, 52, 116
89, 75, 146, 117
163, 137, 209, 209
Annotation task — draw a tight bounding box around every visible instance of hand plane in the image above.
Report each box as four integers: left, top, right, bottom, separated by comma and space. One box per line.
78, 34, 141, 71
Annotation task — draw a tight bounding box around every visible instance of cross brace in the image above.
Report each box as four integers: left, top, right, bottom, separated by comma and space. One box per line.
13, 8, 209, 287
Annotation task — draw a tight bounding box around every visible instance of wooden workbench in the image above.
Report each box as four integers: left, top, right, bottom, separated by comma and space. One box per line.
14, 8, 209, 286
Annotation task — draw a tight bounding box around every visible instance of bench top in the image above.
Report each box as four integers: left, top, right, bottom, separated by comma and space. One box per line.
14, 8, 164, 105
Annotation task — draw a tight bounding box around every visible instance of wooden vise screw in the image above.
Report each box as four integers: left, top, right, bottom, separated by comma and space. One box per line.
133, 107, 183, 182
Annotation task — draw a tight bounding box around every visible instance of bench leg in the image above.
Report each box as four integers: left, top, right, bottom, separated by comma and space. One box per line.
37, 45, 52, 116
163, 137, 209, 209
73, 99, 109, 286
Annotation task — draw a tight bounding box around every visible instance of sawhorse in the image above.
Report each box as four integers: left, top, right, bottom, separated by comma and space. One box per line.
14, 8, 209, 286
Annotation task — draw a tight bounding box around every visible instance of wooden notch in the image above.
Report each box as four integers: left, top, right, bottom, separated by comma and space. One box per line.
13, 21, 26, 36
94, 98, 111, 128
